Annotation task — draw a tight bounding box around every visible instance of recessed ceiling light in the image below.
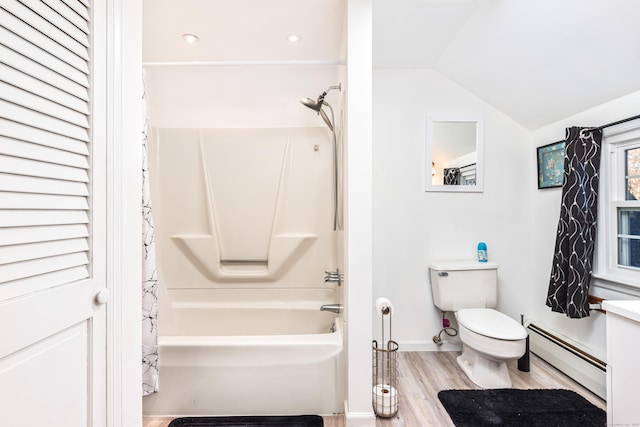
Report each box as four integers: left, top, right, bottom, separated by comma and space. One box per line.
182, 34, 199, 44
287, 34, 302, 43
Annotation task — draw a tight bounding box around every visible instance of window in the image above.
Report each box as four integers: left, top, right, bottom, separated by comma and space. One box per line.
617, 208, 640, 268
617, 147, 640, 268
596, 119, 640, 286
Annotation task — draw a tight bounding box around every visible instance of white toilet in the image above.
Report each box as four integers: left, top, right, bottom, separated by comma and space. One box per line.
429, 260, 527, 389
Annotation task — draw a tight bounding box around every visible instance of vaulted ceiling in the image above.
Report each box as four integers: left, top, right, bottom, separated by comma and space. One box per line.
374, 0, 640, 130
143, 0, 640, 130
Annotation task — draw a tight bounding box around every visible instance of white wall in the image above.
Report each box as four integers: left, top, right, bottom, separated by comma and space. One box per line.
373, 69, 534, 349
144, 65, 341, 128
345, 0, 374, 424
530, 89, 640, 361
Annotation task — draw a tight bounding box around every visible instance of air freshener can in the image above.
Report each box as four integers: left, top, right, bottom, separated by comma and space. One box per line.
477, 242, 487, 262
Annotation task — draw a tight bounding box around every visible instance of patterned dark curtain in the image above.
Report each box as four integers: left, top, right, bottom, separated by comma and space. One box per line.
546, 127, 603, 318
444, 167, 460, 185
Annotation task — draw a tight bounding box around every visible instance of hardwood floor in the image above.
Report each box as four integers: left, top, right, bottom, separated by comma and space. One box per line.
143, 351, 605, 427
378, 351, 605, 427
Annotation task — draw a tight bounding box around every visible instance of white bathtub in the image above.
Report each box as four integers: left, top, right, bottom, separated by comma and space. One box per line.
143, 296, 344, 416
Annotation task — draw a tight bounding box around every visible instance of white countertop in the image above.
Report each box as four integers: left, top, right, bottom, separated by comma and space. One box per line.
602, 300, 640, 323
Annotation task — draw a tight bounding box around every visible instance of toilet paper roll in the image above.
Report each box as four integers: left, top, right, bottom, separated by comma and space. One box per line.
375, 297, 394, 318
372, 384, 398, 415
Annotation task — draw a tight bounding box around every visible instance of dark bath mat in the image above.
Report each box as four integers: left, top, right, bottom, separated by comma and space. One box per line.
167, 415, 323, 427
438, 388, 606, 427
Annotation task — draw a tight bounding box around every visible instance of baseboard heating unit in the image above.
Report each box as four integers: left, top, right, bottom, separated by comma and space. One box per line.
527, 323, 606, 400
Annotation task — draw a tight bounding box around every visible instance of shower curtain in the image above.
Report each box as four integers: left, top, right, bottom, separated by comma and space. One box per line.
142, 80, 159, 395
546, 126, 603, 318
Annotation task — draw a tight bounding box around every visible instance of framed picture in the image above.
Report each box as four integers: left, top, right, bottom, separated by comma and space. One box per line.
537, 140, 565, 189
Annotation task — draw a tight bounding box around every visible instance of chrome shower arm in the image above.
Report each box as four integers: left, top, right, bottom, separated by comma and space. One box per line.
317, 84, 341, 102
324, 84, 341, 94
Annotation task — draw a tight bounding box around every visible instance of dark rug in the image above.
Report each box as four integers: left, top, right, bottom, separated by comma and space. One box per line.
438, 389, 606, 427
167, 415, 323, 427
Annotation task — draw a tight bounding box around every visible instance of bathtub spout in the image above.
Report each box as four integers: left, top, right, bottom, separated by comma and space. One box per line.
320, 304, 343, 314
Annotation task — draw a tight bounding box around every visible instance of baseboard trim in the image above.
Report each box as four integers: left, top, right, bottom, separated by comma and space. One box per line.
528, 323, 606, 400
397, 340, 462, 352
344, 401, 375, 427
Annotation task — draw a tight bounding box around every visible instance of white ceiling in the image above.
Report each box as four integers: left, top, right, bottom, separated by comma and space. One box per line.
143, 0, 640, 130
374, 0, 640, 130
143, 0, 346, 63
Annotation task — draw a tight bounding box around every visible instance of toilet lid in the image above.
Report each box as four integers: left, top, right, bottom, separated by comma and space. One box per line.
456, 308, 527, 340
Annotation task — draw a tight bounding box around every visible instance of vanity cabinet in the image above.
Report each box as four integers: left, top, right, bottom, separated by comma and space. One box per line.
602, 300, 640, 426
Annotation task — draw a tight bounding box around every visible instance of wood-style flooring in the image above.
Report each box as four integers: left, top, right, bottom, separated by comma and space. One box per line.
143, 351, 605, 427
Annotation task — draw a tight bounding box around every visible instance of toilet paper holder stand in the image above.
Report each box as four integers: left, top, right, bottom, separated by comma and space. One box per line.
372, 301, 398, 418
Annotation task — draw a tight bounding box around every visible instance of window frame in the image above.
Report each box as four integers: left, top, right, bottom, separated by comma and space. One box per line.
595, 119, 640, 287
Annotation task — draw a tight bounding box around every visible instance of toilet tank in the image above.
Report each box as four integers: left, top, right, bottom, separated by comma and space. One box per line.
429, 260, 498, 312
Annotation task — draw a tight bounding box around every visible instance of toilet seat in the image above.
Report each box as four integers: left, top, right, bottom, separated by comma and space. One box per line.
456, 308, 527, 340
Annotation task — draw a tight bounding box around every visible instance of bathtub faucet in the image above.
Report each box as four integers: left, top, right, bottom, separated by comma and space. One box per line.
320, 304, 343, 314
324, 269, 343, 286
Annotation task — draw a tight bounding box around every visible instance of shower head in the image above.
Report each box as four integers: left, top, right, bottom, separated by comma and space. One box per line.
300, 97, 324, 112
300, 84, 341, 130
319, 106, 334, 131
300, 94, 333, 130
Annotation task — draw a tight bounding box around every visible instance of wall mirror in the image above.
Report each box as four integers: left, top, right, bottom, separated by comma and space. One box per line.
425, 114, 484, 193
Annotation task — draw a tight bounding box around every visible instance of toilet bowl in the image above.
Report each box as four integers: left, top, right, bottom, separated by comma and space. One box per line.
455, 308, 527, 388
428, 260, 527, 389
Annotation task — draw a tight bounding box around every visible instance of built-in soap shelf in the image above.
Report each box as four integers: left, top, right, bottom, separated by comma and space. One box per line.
172, 233, 317, 280
220, 259, 269, 274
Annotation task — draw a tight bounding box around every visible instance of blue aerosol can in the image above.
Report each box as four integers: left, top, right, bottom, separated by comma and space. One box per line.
477, 242, 487, 262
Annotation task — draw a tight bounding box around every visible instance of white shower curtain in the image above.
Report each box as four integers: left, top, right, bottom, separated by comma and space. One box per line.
142, 79, 159, 395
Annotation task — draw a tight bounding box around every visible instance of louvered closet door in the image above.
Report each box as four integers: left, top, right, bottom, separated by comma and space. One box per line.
0, 1, 107, 426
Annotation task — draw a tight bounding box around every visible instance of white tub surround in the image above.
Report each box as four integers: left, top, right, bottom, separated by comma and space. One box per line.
160, 288, 340, 336
149, 127, 337, 285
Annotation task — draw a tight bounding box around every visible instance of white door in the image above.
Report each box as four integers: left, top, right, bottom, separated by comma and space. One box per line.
0, 0, 107, 425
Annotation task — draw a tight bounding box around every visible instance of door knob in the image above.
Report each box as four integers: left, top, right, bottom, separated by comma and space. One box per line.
95, 289, 111, 305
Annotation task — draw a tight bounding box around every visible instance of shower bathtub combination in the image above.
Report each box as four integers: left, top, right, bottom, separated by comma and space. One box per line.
143, 125, 345, 416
